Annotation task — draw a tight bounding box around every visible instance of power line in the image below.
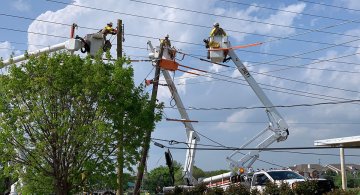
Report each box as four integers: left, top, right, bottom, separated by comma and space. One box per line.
3, 12, 360, 70
160, 52, 360, 95
2, 12, 358, 50
152, 138, 360, 157
300, 0, 360, 12
143, 50, 360, 103
0, 23, 360, 84
173, 120, 360, 125
169, 68, 357, 103
168, 57, 360, 103
1, 16, 359, 98
43, 0, 360, 41
268, 150, 360, 158
217, 0, 353, 22
164, 145, 360, 151
129, 0, 360, 39
3, 20, 360, 69
156, 128, 286, 168
240, 50, 360, 68
164, 99, 360, 111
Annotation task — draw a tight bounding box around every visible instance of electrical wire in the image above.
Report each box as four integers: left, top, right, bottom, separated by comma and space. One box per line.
3, 29, 358, 102
151, 138, 360, 157
1, 12, 358, 100
171, 51, 360, 94
2, 14, 360, 70
43, 0, 360, 42
168, 120, 360, 125
170, 60, 360, 104
163, 145, 360, 151
3, 11, 360, 50
300, 0, 360, 12
217, 0, 354, 22
173, 51, 360, 94
175, 70, 357, 103
164, 99, 360, 111
129, 0, 360, 39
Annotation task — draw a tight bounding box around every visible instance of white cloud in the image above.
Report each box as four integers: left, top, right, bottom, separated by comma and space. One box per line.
341, 0, 360, 9
12, 0, 31, 12
0, 42, 21, 60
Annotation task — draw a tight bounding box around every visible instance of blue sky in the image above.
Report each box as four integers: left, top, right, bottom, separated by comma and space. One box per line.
1, 0, 360, 172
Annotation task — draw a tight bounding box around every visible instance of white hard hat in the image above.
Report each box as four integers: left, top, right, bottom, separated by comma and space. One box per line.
108, 22, 113, 26
165, 34, 169, 38
214, 22, 219, 27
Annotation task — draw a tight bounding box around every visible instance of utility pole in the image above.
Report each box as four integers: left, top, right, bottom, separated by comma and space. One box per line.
116, 19, 124, 195
117, 19, 122, 59
133, 42, 165, 195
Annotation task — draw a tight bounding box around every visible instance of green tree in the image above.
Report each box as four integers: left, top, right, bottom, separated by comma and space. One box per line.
144, 162, 182, 193
0, 52, 160, 194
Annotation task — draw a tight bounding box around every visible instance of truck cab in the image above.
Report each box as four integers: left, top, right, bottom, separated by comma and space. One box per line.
251, 170, 306, 192
251, 170, 334, 194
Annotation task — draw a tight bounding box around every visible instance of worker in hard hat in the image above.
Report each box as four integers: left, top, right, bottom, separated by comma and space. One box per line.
160, 34, 171, 48
204, 23, 229, 61
160, 34, 175, 59
99, 22, 118, 51
210, 22, 227, 37
101, 22, 117, 39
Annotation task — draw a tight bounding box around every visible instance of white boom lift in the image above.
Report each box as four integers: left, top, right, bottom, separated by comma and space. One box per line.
148, 41, 199, 186
2, 24, 113, 67
201, 35, 289, 186
149, 34, 289, 190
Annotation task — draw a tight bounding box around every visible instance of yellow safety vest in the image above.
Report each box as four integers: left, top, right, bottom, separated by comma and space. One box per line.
210, 27, 227, 36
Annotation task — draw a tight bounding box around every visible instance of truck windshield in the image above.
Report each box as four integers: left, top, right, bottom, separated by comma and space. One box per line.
267, 171, 304, 180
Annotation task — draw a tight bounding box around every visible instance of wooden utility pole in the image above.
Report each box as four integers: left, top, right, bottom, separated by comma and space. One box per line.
117, 19, 123, 59
116, 19, 124, 195
133, 42, 165, 195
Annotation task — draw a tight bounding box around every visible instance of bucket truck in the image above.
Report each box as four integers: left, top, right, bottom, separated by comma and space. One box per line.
200, 35, 289, 189
153, 34, 289, 193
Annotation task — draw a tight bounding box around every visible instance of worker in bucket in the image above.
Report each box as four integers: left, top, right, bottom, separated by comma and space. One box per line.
204, 22, 228, 61
160, 34, 175, 59
100, 22, 117, 51
101, 22, 117, 40
210, 22, 226, 37
160, 34, 171, 47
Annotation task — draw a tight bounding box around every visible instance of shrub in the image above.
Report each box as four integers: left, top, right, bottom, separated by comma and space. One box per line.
325, 188, 360, 195
206, 186, 224, 195
293, 180, 319, 195
278, 182, 294, 195
263, 181, 280, 195
225, 183, 250, 195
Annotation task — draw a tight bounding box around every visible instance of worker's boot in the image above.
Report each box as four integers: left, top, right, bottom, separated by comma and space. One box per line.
207, 51, 210, 59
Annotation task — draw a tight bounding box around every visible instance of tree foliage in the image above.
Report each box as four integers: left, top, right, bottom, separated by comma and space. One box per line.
0, 52, 161, 194
144, 161, 182, 193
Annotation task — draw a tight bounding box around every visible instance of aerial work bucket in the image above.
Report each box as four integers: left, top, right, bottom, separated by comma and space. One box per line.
159, 59, 179, 71
209, 35, 229, 63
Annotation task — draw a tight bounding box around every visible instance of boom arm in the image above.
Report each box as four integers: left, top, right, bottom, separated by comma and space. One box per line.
148, 41, 199, 185
2, 39, 81, 66
225, 44, 289, 172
